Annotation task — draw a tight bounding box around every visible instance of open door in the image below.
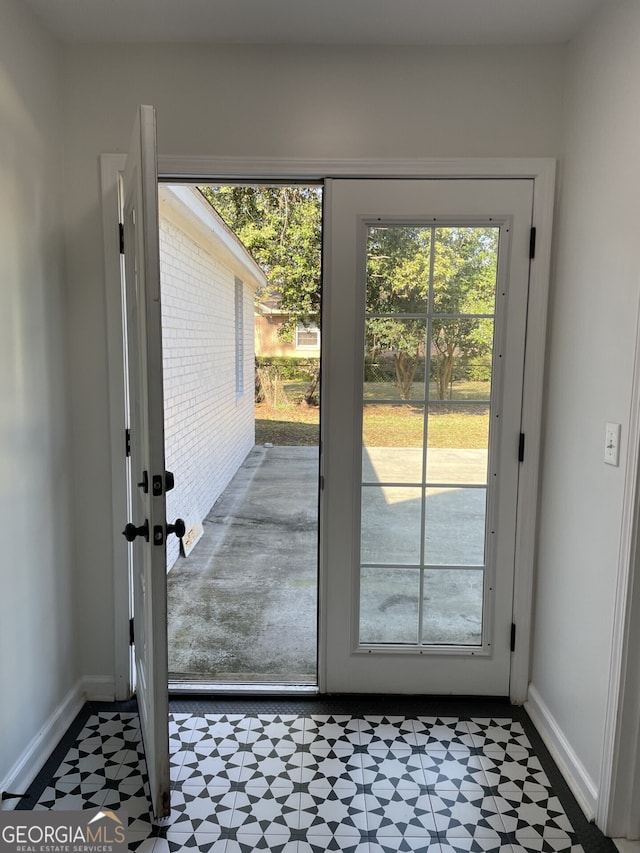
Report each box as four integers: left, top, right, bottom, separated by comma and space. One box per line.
121, 105, 176, 819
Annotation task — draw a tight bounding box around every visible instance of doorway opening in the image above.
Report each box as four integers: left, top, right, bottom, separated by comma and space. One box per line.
160, 182, 323, 689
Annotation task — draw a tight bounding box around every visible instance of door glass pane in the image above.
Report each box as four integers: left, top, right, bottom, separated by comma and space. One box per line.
364, 319, 427, 401
360, 223, 499, 647
360, 567, 420, 644
432, 227, 499, 315
421, 569, 483, 645
430, 319, 494, 401
424, 487, 487, 566
426, 404, 489, 485
363, 404, 424, 484
361, 486, 422, 565
367, 226, 431, 314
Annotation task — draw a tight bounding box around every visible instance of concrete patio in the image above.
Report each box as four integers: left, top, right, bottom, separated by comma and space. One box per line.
167, 445, 319, 683
167, 444, 487, 684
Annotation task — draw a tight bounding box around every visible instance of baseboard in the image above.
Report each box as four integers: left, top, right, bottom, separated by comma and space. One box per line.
0, 679, 85, 808
613, 841, 640, 853
526, 683, 599, 821
82, 675, 116, 702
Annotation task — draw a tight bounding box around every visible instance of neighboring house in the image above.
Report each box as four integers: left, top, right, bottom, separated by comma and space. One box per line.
159, 185, 266, 569
255, 294, 321, 359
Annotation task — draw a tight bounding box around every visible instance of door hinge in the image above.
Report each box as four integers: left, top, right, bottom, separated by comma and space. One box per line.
119, 222, 125, 255
125, 428, 131, 457
518, 432, 525, 463
529, 226, 537, 260
510, 622, 517, 652
129, 617, 134, 646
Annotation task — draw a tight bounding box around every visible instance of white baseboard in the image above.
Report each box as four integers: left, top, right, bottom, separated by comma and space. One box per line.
613, 841, 640, 853
82, 675, 116, 702
0, 679, 85, 809
526, 684, 599, 821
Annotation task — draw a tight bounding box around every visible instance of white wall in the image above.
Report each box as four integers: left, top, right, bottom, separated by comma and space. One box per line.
159, 188, 258, 569
62, 42, 565, 681
0, 0, 77, 792
530, 0, 640, 816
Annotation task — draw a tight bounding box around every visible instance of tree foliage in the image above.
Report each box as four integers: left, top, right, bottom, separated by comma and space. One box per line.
200, 186, 498, 402
199, 185, 322, 338
366, 226, 498, 399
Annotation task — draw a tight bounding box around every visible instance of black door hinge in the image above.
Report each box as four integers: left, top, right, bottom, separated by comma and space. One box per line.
129, 617, 134, 646
529, 227, 537, 260
510, 623, 517, 652
125, 428, 131, 458
119, 222, 125, 255
518, 433, 525, 463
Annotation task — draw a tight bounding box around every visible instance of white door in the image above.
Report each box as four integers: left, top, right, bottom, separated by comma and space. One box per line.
122, 106, 173, 819
321, 178, 533, 695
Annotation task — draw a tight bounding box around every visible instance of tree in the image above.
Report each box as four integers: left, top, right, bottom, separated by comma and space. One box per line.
366, 226, 498, 399
199, 185, 322, 337
201, 186, 498, 402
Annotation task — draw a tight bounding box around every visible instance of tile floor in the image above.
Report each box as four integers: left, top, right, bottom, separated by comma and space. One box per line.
16, 702, 617, 853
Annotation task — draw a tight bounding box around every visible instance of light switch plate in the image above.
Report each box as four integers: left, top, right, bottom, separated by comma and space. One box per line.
605, 422, 621, 466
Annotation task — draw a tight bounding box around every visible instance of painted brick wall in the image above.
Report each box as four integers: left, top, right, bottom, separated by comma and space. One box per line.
159, 196, 258, 570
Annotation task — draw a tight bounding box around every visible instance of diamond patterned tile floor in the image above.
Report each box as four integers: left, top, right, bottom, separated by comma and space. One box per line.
14, 699, 618, 853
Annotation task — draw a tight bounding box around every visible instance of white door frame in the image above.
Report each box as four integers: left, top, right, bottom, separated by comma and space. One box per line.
101, 154, 555, 706
101, 153, 132, 701
597, 285, 640, 839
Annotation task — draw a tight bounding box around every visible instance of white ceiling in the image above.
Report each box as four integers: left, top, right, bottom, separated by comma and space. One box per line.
23, 0, 602, 45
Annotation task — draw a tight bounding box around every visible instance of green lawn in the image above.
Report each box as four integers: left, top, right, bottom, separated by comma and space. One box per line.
363, 379, 491, 402
256, 380, 491, 449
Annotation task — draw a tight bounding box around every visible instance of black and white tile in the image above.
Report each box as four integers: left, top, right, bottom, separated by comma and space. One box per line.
18, 706, 614, 853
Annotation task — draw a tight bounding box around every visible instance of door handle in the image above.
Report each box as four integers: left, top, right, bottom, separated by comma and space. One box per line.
167, 518, 185, 539
123, 520, 149, 542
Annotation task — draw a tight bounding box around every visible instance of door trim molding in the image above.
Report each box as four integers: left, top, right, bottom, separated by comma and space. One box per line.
102, 155, 555, 704
100, 153, 130, 701
597, 287, 640, 838
158, 155, 554, 183
510, 159, 556, 704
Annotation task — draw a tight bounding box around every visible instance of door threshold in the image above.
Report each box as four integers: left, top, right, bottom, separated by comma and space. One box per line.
169, 681, 320, 696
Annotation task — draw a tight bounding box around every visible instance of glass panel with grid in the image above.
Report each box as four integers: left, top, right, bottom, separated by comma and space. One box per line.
359, 225, 500, 647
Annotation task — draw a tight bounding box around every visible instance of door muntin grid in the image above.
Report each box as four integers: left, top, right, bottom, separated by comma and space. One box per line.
358, 223, 505, 650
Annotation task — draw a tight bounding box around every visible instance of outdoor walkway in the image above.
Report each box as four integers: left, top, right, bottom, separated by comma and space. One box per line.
167, 445, 319, 683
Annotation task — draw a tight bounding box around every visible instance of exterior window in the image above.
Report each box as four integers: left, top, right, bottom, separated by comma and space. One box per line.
235, 277, 243, 394
295, 324, 320, 350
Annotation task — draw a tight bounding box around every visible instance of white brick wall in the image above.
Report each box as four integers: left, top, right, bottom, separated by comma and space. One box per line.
158, 187, 262, 570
